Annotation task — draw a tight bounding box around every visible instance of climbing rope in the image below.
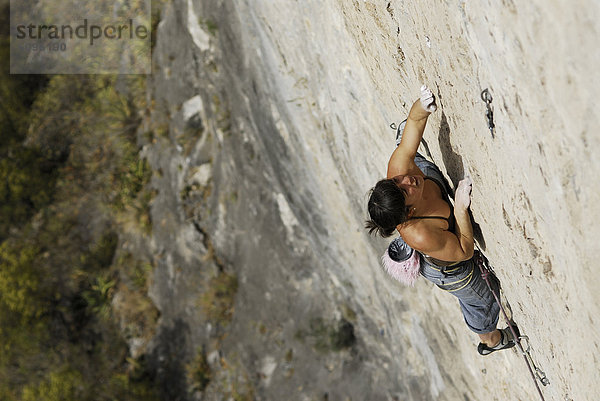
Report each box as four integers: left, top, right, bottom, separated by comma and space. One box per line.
475, 251, 549, 401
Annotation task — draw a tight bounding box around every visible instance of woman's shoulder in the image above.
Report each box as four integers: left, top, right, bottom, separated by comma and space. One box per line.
398, 219, 441, 251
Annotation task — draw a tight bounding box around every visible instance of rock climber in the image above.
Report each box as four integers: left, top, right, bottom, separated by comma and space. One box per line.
365, 85, 518, 355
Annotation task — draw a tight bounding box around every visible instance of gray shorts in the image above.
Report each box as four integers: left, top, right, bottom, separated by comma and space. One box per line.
419, 252, 500, 334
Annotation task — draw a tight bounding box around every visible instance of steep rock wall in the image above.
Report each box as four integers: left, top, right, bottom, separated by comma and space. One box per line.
143, 1, 600, 400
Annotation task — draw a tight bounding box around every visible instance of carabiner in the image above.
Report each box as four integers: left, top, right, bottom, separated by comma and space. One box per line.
481, 88, 493, 104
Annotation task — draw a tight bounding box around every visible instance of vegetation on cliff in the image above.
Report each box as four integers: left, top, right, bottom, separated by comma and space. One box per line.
0, 4, 159, 399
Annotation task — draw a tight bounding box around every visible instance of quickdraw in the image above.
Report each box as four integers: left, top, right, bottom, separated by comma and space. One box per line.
481, 88, 495, 138
519, 335, 551, 386
475, 251, 549, 400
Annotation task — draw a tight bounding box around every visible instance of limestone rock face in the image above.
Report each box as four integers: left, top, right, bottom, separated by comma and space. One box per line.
144, 0, 600, 400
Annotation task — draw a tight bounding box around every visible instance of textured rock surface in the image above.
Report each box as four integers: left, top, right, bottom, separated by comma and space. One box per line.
143, 0, 600, 400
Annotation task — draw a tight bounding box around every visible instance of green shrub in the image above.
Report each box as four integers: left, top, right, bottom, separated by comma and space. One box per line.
200, 272, 238, 326
295, 317, 356, 353
112, 147, 152, 212
0, 241, 43, 321
187, 348, 212, 392
21, 368, 83, 401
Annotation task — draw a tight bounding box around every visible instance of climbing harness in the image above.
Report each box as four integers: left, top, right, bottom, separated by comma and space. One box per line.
475, 251, 550, 400
481, 88, 495, 138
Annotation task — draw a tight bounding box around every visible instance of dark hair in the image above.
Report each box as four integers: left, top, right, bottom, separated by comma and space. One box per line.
365, 178, 410, 237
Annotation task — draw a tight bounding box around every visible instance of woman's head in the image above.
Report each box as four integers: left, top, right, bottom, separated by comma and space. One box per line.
365, 178, 410, 237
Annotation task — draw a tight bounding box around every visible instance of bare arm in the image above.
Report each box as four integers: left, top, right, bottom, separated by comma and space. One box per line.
452, 177, 475, 259
404, 222, 473, 262
387, 86, 437, 178
445, 207, 475, 261
402, 178, 475, 262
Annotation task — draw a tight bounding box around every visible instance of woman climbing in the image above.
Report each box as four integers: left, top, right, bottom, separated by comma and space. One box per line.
366, 85, 518, 355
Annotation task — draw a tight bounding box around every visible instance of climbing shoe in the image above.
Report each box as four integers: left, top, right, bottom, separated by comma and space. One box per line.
477, 325, 520, 356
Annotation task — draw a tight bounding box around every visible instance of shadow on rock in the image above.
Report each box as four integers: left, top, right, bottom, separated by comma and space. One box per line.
470, 210, 487, 251
148, 319, 191, 401
438, 112, 486, 250
437, 111, 464, 187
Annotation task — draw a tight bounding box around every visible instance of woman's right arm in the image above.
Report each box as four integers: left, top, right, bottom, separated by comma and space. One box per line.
387, 86, 437, 178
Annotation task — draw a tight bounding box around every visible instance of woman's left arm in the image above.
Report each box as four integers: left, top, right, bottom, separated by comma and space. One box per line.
402, 178, 475, 262
453, 177, 475, 259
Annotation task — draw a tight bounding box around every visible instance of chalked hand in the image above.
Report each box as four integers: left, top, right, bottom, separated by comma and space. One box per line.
455, 176, 472, 210
420, 85, 437, 113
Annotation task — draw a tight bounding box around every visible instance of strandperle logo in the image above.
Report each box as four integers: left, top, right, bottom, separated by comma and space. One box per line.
10, 0, 151, 74
16, 19, 149, 46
